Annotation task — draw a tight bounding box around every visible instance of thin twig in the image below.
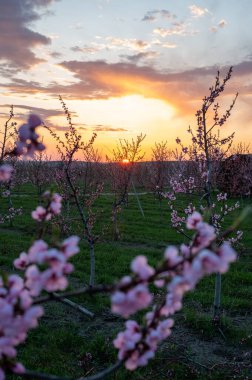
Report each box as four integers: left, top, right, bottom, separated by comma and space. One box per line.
17, 361, 122, 380
78, 361, 123, 380
17, 370, 72, 380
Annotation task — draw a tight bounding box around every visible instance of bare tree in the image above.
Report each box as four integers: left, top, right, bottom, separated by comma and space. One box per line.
46, 96, 103, 287
149, 141, 172, 207
106, 134, 145, 240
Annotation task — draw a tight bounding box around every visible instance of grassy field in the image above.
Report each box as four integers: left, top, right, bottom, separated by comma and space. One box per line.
1, 185, 251, 380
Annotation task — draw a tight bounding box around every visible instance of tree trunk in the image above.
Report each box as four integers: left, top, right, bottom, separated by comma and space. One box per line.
213, 272, 222, 323
89, 240, 95, 287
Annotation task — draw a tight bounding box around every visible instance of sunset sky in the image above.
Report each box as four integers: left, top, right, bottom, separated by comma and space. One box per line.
0, 0, 252, 159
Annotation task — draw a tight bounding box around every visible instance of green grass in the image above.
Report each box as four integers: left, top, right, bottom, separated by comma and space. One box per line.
1, 184, 252, 379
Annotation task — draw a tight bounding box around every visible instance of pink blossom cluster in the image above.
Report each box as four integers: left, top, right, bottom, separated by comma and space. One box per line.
0, 274, 43, 379
0, 164, 13, 182
162, 192, 176, 201
228, 230, 243, 245
113, 212, 237, 370
220, 201, 240, 216
211, 201, 240, 241
184, 203, 196, 215
0, 235, 79, 378
0, 207, 23, 225
114, 318, 174, 370
1, 190, 11, 198
14, 236, 79, 295
170, 209, 185, 229
174, 138, 190, 160
111, 257, 155, 317
164, 174, 242, 246
170, 175, 195, 194
14, 114, 45, 157
31, 192, 62, 222
0, 230, 79, 376
217, 192, 227, 201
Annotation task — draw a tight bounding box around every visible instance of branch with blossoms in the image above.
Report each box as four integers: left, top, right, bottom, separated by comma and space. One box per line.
0, 108, 21, 227
0, 112, 249, 380
0, 168, 23, 228
29, 187, 95, 318
0, 203, 244, 379
0, 230, 81, 379
0, 105, 17, 162
31, 190, 62, 238
0, 114, 46, 227
168, 68, 240, 247
165, 68, 242, 321
163, 180, 242, 247
0, 114, 45, 182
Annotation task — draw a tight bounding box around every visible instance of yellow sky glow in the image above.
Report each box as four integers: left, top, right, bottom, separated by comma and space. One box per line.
40, 95, 177, 160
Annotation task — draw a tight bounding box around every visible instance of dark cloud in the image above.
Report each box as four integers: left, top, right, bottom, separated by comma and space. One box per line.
235, 60, 252, 76
50, 51, 62, 59
1, 78, 47, 94
71, 45, 102, 54
142, 9, 176, 22
120, 51, 159, 63
0, 104, 79, 131
0, 0, 57, 71
0, 104, 62, 117
46, 122, 126, 133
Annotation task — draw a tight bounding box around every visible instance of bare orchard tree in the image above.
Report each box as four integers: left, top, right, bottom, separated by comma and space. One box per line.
0, 106, 22, 226
26, 150, 52, 202
0, 105, 17, 161
81, 144, 104, 198
149, 140, 172, 207
45, 96, 104, 287
106, 134, 145, 240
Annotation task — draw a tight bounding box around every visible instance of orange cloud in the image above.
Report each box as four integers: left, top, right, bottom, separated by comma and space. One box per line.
2, 59, 252, 120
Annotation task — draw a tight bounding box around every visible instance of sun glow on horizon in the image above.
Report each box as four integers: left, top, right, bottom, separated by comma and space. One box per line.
122, 159, 130, 164
41, 94, 177, 159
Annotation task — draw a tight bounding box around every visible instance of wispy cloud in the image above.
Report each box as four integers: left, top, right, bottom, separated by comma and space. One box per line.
189, 5, 209, 18
153, 22, 197, 37
162, 42, 177, 49
71, 44, 106, 55
210, 19, 228, 33
106, 37, 150, 51
92, 125, 128, 132
218, 19, 227, 28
